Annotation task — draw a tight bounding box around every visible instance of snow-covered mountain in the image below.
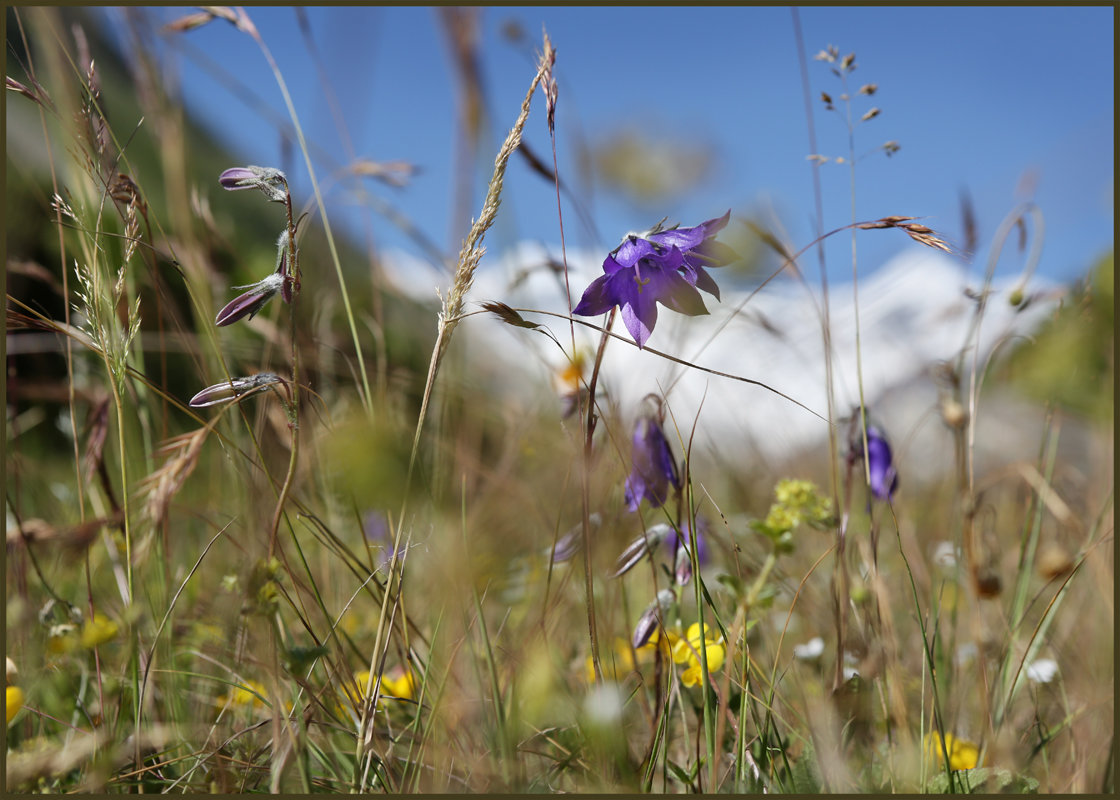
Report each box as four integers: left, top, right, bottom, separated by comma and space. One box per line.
383, 244, 1062, 482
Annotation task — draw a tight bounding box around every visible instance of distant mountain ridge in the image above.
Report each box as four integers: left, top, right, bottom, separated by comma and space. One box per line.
382, 244, 1061, 477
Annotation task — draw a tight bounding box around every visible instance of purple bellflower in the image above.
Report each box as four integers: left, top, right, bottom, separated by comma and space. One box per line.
623, 405, 681, 511
866, 425, 899, 501
573, 211, 735, 348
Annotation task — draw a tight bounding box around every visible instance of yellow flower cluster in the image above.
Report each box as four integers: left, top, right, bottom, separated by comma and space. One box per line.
584, 622, 725, 689
340, 669, 417, 714
667, 622, 725, 687
925, 730, 981, 771
765, 479, 833, 535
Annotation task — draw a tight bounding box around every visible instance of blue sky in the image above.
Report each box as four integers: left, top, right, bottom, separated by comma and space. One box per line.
108, 6, 1112, 285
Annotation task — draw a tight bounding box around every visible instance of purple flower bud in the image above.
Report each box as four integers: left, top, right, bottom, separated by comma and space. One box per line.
189, 372, 285, 408
218, 165, 288, 203
623, 410, 680, 511
549, 513, 600, 563
215, 273, 284, 326
666, 516, 710, 565
673, 545, 692, 586
610, 523, 672, 578
218, 167, 260, 189
632, 589, 676, 649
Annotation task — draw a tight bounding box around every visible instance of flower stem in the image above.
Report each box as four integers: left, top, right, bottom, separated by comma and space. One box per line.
579, 307, 615, 681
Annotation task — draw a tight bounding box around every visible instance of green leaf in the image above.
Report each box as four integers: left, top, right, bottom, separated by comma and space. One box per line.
925, 767, 1040, 794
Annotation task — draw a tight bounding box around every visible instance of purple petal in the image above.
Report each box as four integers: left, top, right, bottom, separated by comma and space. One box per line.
643, 269, 709, 317
572, 272, 619, 317
620, 289, 659, 348
189, 381, 240, 407
624, 416, 679, 508
688, 265, 721, 301
688, 238, 739, 269
612, 236, 657, 269
649, 224, 708, 253
218, 167, 259, 190
215, 289, 269, 326
866, 426, 900, 500
648, 211, 731, 252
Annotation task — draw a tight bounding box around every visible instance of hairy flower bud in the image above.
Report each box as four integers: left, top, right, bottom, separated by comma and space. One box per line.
219, 165, 288, 203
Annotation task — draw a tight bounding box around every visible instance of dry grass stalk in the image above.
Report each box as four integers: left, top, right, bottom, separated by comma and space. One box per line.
857, 215, 953, 254
82, 395, 111, 485
141, 424, 214, 527
9, 512, 121, 555
408, 35, 553, 467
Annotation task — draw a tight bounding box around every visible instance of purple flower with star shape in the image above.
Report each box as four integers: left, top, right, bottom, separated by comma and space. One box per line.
572, 211, 736, 348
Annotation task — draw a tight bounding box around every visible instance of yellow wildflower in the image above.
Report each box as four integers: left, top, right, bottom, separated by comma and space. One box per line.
216, 679, 270, 711
341, 668, 416, 714
6, 661, 23, 726
80, 613, 119, 649
6, 686, 23, 725
925, 730, 981, 771
584, 636, 666, 683
669, 621, 725, 688
380, 669, 416, 701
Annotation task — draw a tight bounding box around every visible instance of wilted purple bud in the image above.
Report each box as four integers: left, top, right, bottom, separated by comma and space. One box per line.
215, 273, 284, 326
611, 523, 672, 578
667, 516, 709, 565
219, 165, 288, 203
673, 545, 692, 586
623, 408, 680, 511
189, 372, 285, 408
866, 425, 899, 501
632, 589, 676, 649
548, 513, 600, 563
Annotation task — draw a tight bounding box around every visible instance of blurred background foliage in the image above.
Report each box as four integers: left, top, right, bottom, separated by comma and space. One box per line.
1001, 251, 1113, 426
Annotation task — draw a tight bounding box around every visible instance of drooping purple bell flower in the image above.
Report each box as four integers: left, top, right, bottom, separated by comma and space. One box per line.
865, 425, 899, 501
623, 408, 681, 511
573, 211, 736, 349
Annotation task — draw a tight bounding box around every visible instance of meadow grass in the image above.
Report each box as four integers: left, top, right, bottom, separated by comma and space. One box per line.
4, 7, 1113, 793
